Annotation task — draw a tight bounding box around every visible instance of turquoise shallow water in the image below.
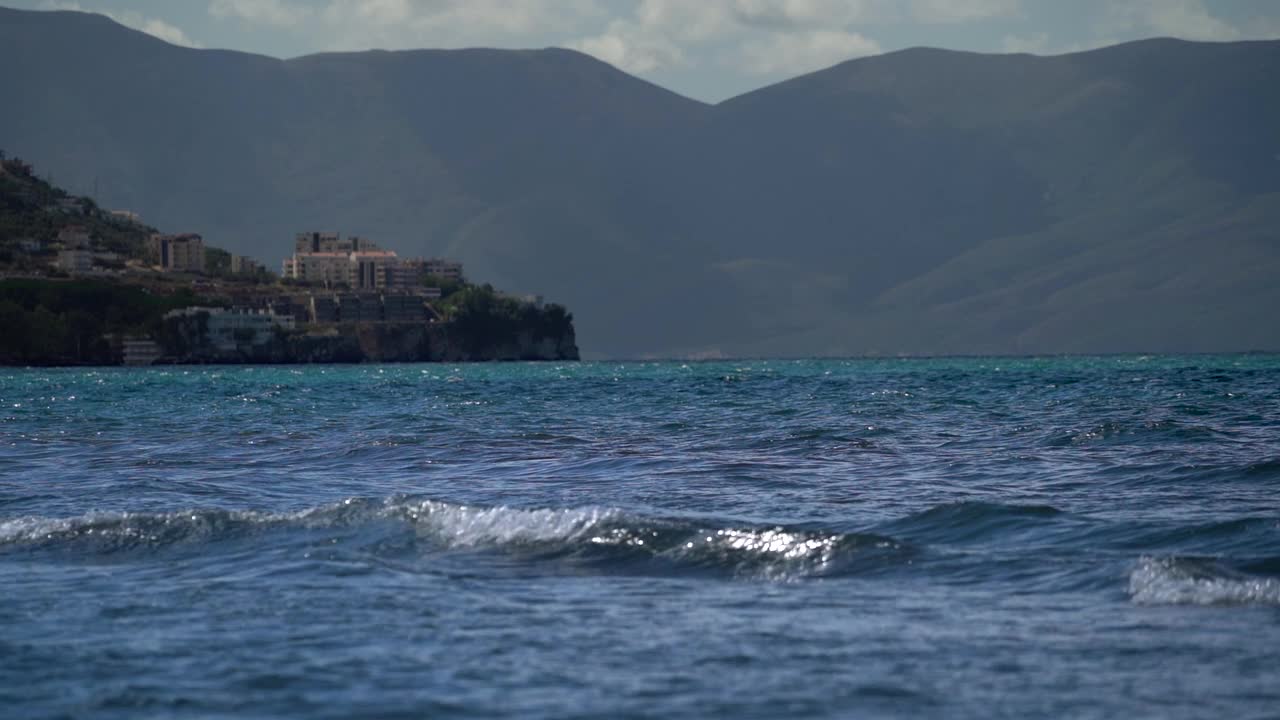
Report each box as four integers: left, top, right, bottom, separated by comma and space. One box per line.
2, 357, 1279, 718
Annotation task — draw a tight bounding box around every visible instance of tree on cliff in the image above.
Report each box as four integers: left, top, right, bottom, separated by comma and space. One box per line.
445, 284, 574, 356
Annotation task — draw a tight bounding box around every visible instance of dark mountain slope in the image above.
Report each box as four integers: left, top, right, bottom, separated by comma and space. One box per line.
687, 39, 1280, 355
2, 6, 1277, 356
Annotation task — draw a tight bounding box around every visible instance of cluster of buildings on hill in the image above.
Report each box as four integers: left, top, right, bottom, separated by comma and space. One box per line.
125, 290, 448, 364
248, 289, 441, 326
51, 226, 214, 277
49, 225, 460, 288
126, 305, 305, 365
281, 231, 463, 291
120, 232, 471, 362
53, 226, 124, 274
148, 232, 261, 276
34, 221, 478, 363
46, 225, 250, 278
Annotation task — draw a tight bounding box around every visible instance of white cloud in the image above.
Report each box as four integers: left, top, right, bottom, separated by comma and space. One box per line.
209, 0, 311, 28
568, 0, 740, 74
322, 0, 412, 27
1000, 32, 1097, 56
315, 0, 603, 49
39, 0, 202, 47
911, 0, 1020, 24
569, 1, 890, 76
1001, 31, 1049, 54
738, 28, 881, 75
1102, 0, 1240, 42
562, 0, 1022, 78
136, 17, 201, 47
735, 0, 907, 45
571, 20, 686, 74
186, 0, 1042, 83
567, 1, 732, 74
633, 0, 738, 42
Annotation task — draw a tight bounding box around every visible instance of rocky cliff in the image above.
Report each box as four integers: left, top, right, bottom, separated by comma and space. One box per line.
158, 317, 579, 365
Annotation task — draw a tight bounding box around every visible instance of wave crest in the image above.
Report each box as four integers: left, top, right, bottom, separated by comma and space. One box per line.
0, 498, 910, 580
1128, 556, 1280, 606
395, 501, 906, 580
0, 509, 274, 552
396, 500, 619, 547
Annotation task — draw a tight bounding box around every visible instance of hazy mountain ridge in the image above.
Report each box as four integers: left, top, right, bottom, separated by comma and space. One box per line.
3, 6, 1277, 357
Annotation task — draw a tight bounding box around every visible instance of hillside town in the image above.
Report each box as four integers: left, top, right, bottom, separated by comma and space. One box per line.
126, 230, 477, 364
0, 152, 577, 365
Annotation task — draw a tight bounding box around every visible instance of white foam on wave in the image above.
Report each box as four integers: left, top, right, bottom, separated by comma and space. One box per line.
0, 508, 275, 546
387, 501, 856, 580
1128, 556, 1280, 606
674, 527, 847, 580
677, 527, 841, 560
0, 499, 620, 549
396, 500, 619, 547
0, 515, 77, 544
0, 512, 159, 544
0, 499, 865, 582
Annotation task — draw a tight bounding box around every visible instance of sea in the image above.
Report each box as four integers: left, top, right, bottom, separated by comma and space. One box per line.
1, 356, 1278, 719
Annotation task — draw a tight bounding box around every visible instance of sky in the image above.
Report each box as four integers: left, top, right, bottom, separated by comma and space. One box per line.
13, 0, 1280, 101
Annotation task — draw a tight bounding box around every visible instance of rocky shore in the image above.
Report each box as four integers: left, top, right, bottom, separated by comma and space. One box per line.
173, 321, 580, 365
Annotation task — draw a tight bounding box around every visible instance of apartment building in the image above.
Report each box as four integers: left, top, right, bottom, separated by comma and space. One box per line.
304, 293, 429, 324
418, 258, 464, 283
151, 233, 206, 273
56, 248, 93, 274
230, 255, 261, 275
294, 232, 381, 254
165, 307, 295, 352
283, 232, 464, 294
283, 249, 401, 290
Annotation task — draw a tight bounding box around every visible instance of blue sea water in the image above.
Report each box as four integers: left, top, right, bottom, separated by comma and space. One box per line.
1, 356, 1278, 719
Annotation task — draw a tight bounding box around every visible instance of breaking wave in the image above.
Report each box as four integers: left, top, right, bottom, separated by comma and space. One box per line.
1128, 556, 1280, 606
5, 498, 1276, 591
0, 497, 912, 581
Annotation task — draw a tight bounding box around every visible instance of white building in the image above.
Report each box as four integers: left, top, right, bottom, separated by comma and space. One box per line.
283, 248, 404, 290
56, 249, 93, 274
165, 307, 295, 352
350, 250, 401, 290
283, 251, 351, 286
122, 339, 161, 366
57, 226, 91, 249
283, 232, 462, 292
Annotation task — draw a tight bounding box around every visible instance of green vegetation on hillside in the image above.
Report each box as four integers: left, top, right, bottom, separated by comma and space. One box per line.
0, 154, 155, 264
420, 273, 463, 298
438, 284, 573, 356
0, 278, 212, 364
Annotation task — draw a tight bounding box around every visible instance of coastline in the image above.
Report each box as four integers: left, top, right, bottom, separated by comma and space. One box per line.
0, 279, 579, 368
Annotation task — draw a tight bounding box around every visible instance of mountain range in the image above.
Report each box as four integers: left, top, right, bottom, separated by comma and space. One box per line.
2, 5, 1278, 358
